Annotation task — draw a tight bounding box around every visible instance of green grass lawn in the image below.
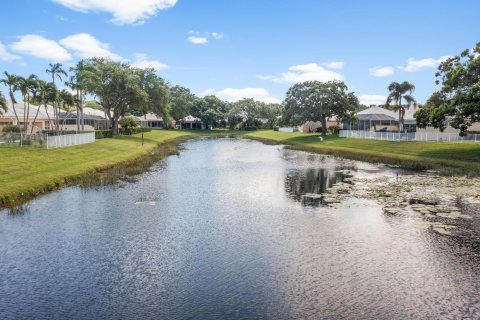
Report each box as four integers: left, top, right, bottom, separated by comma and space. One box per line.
0, 130, 192, 206
244, 130, 480, 174
1, 128, 480, 207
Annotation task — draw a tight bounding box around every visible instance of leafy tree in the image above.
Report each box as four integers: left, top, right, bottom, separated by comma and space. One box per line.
415, 42, 480, 135
169, 85, 196, 121
386, 81, 416, 132
256, 102, 283, 128
230, 98, 259, 128
78, 58, 149, 134
0, 72, 21, 124
283, 80, 359, 135
119, 115, 139, 133
138, 69, 171, 121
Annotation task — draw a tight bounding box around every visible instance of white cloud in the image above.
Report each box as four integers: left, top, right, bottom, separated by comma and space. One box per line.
59, 33, 123, 60
207, 32, 224, 39
10, 34, 72, 62
203, 88, 281, 103
257, 63, 343, 84
368, 66, 395, 77
131, 53, 168, 70
399, 56, 451, 72
187, 31, 224, 44
0, 42, 21, 62
322, 61, 344, 69
359, 94, 387, 106
51, 0, 178, 25
188, 36, 208, 45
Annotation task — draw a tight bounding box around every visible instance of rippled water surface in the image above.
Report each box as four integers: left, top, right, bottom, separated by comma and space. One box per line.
1, 139, 479, 319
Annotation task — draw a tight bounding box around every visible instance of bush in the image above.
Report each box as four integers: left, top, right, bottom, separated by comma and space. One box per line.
2, 125, 21, 133
273, 126, 279, 131
244, 126, 258, 131
95, 130, 113, 139
329, 125, 341, 134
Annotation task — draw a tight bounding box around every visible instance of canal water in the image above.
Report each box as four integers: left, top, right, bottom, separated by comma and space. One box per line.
1, 139, 479, 319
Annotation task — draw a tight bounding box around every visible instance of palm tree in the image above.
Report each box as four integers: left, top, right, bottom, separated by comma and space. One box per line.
46, 63, 67, 134
30, 80, 56, 134
0, 91, 7, 116
46, 63, 67, 85
0, 72, 21, 125
386, 81, 416, 133
58, 90, 75, 130
17, 75, 39, 132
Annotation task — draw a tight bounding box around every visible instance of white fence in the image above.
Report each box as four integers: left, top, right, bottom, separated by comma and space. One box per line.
47, 132, 95, 149
339, 130, 480, 143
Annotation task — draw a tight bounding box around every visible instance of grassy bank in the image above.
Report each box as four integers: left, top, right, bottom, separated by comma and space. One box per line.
0, 130, 193, 207
244, 130, 480, 174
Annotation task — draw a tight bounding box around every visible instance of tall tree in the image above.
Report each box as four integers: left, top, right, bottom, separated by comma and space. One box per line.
0, 72, 21, 125
283, 80, 359, 136
46, 63, 67, 85
169, 85, 196, 121
386, 81, 416, 132
79, 58, 149, 134
415, 42, 480, 135
31, 80, 56, 134
46, 63, 67, 134
17, 75, 39, 132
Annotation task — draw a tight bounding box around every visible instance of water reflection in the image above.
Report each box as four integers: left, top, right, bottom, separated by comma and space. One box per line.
285, 168, 346, 201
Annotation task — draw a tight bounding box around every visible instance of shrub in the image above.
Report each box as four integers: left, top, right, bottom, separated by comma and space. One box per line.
329, 125, 341, 134
244, 126, 257, 131
273, 126, 279, 131
2, 125, 21, 133
95, 130, 113, 139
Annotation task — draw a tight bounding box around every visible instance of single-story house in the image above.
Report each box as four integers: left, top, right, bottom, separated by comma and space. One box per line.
134, 113, 165, 129
180, 115, 204, 129
342, 105, 479, 134
0, 101, 53, 133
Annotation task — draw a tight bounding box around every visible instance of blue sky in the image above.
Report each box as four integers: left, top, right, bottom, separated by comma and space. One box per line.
0, 0, 479, 105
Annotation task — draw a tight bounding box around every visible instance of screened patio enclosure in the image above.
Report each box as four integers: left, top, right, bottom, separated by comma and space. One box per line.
342, 106, 416, 132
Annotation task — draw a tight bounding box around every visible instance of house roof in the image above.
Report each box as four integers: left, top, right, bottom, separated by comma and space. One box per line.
182, 115, 201, 122
135, 113, 163, 122
356, 106, 397, 121
83, 107, 108, 118
2, 100, 53, 120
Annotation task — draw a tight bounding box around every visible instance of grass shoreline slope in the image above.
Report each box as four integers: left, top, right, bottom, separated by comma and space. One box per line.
1, 129, 480, 207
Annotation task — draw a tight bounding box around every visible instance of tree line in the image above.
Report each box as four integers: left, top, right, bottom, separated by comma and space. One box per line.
1, 41, 479, 136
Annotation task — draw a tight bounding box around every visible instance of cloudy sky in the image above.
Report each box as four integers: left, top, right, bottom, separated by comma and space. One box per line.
0, 0, 479, 104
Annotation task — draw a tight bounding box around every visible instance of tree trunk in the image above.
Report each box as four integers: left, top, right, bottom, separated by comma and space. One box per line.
30, 105, 42, 134
321, 114, 327, 136
112, 117, 119, 135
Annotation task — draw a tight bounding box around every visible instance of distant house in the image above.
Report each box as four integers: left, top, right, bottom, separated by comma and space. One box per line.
180, 115, 204, 129
57, 107, 109, 131
343, 105, 479, 134
298, 116, 340, 133
135, 113, 165, 129
0, 101, 53, 133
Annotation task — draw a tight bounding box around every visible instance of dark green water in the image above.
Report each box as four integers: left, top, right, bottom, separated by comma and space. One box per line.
1, 139, 479, 319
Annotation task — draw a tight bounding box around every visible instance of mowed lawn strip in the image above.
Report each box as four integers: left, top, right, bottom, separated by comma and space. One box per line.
245, 130, 480, 173
0, 130, 192, 202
